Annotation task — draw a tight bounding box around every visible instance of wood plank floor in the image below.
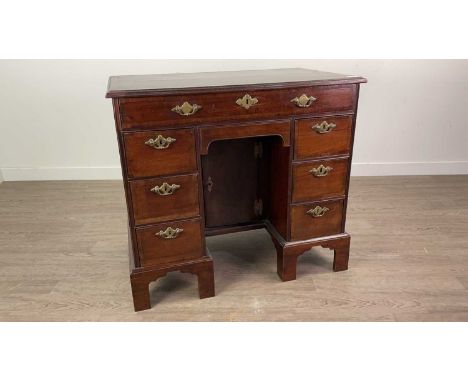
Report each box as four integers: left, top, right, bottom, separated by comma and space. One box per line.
1, 176, 467, 321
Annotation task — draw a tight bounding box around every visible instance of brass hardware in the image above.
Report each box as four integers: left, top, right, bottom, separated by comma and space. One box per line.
206, 176, 214, 193
306, 205, 330, 217
290, 94, 316, 108
311, 121, 336, 134
145, 135, 176, 149
171, 101, 202, 116
150, 182, 180, 196
236, 94, 258, 110
254, 141, 263, 159
155, 227, 183, 239
309, 165, 333, 177
254, 198, 263, 216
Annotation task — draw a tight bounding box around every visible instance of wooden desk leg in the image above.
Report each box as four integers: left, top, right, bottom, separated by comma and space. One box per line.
270, 229, 351, 281
181, 258, 215, 300
130, 277, 151, 312
272, 236, 299, 281
197, 261, 215, 299
130, 256, 214, 312
332, 237, 351, 272
277, 248, 298, 281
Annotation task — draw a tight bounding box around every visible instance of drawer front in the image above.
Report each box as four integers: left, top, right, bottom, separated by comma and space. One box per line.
119, 85, 355, 129
123, 128, 197, 178
129, 174, 200, 225
295, 115, 353, 159
292, 158, 349, 202
290, 199, 344, 241
136, 219, 203, 267
199, 120, 290, 155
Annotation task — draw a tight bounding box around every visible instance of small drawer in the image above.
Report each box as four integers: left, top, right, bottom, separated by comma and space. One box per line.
290, 199, 344, 241
136, 218, 203, 267
292, 158, 349, 202
295, 115, 353, 160
123, 128, 197, 178
119, 85, 355, 129
129, 174, 200, 225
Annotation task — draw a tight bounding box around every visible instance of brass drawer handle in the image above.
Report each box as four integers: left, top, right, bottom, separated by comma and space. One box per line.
312, 121, 336, 134
309, 165, 333, 177
171, 101, 202, 116
236, 94, 258, 109
150, 182, 180, 196
145, 135, 176, 149
155, 227, 183, 239
306, 205, 330, 217
290, 94, 316, 108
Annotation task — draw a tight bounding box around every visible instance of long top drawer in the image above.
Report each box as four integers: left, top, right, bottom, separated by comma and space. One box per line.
118, 85, 356, 129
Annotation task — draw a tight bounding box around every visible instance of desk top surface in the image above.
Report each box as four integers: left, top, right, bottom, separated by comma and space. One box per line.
106, 68, 366, 98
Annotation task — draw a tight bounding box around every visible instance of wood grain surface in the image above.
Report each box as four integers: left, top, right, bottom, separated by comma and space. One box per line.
135, 218, 204, 267
118, 85, 356, 129
106, 68, 366, 98
290, 199, 345, 240
292, 157, 349, 202
1, 176, 468, 321
123, 128, 197, 178
294, 115, 353, 160
129, 173, 200, 225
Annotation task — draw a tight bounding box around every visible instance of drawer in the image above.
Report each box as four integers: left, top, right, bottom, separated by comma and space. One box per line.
290, 199, 344, 241
123, 128, 197, 178
136, 218, 203, 267
295, 115, 353, 159
119, 85, 355, 129
292, 158, 349, 202
129, 174, 200, 225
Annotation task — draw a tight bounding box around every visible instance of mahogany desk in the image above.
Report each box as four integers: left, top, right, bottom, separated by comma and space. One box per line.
106, 68, 366, 311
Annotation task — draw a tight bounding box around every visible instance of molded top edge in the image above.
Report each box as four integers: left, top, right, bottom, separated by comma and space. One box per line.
106, 68, 367, 98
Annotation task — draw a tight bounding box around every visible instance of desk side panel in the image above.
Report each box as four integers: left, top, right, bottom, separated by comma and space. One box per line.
112, 98, 141, 269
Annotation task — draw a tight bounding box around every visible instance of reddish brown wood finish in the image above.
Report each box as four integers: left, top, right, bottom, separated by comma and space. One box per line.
268, 138, 291, 239
106, 68, 367, 98
294, 115, 353, 159
135, 218, 203, 267
201, 138, 261, 227
108, 68, 366, 311
292, 157, 349, 202
199, 120, 290, 155
290, 199, 344, 241
123, 129, 197, 178
271, 233, 351, 281
130, 256, 214, 311
119, 85, 355, 129
129, 174, 200, 225
112, 98, 140, 269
